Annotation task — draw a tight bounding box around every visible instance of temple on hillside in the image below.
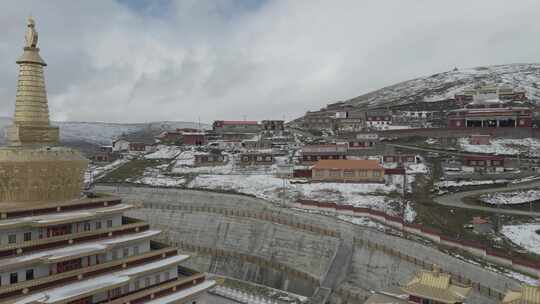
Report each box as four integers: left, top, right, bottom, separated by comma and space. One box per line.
0, 18, 214, 304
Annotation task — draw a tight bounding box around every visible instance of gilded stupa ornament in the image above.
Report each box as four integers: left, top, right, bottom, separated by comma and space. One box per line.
25, 17, 39, 48
0, 18, 88, 203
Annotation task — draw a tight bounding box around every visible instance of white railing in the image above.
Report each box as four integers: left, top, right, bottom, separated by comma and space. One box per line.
211, 285, 283, 304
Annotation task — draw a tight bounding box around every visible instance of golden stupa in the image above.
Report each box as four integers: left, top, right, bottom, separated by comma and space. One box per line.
0, 18, 88, 203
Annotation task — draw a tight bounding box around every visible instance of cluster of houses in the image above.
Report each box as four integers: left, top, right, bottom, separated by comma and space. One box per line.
300, 85, 533, 132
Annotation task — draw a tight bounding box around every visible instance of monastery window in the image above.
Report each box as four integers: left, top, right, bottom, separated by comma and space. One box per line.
10, 272, 18, 284
134, 279, 140, 290
343, 170, 355, 178
123, 247, 129, 258
24, 232, 32, 242
256, 156, 263, 161
83, 222, 91, 232
329, 170, 341, 178
155, 274, 161, 284
8, 234, 16, 244
107, 219, 113, 228
110, 287, 121, 298
386, 157, 394, 162
26, 269, 34, 281
265, 156, 272, 161
164, 271, 170, 281
242, 156, 250, 162
145, 277, 151, 287
95, 221, 102, 230
134, 245, 139, 255
477, 161, 485, 166
492, 160, 500, 166
358, 170, 367, 177
470, 161, 477, 165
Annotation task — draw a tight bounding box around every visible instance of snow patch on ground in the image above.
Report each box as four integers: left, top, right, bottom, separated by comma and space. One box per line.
435, 179, 507, 188
87, 158, 130, 182
145, 145, 182, 159
480, 190, 540, 205
501, 223, 540, 255
171, 150, 233, 174
188, 174, 398, 211
128, 166, 185, 187
458, 137, 540, 156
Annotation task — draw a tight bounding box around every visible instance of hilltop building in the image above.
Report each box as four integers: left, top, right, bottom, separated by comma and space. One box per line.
447, 100, 532, 129
0, 18, 214, 304
455, 85, 527, 106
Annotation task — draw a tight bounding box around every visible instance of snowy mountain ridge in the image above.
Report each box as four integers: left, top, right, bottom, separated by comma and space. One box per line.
346, 63, 540, 108
0, 118, 209, 146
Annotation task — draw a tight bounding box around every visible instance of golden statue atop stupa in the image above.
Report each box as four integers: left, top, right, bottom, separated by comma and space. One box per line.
0, 18, 88, 203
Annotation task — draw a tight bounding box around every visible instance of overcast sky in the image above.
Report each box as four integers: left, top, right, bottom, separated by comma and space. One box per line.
1, 0, 540, 123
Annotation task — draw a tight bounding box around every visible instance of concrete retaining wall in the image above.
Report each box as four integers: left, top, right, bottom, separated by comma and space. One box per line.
98, 185, 527, 304
295, 200, 540, 278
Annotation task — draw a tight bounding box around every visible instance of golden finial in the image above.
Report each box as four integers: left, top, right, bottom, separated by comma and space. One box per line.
25, 16, 38, 48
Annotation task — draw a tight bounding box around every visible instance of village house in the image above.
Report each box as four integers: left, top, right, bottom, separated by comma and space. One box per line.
301, 144, 348, 164
156, 130, 183, 143
383, 154, 417, 165
365, 110, 392, 128
469, 134, 491, 145
194, 151, 228, 166
401, 267, 471, 304
334, 117, 365, 132
302, 110, 336, 130
238, 151, 274, 166
181, 131, 207, 146
91, 146, 119, 163
462, 155, 505, 172
311, 159, 385, 183
261, 120, 285, 131
112, 137, 156, 152
213, 120, 261, 135
347, 133, 379, 150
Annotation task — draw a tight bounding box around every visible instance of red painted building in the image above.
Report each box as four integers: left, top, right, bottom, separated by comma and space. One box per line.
300, 144, 348, 163
448, 103, 532, 129
383, 154, 417, 164
181, 131, 207, 146
463, 155, 505, 171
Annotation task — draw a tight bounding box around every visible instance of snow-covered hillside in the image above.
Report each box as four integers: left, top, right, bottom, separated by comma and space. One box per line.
347, 63, 540, 107
0, 118, 209, 145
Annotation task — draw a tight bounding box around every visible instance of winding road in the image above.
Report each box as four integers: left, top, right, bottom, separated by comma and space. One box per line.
433, 179, 540, 216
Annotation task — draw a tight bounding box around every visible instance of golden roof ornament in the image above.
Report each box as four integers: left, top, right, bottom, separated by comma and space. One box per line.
8, 17, 56, 146
25, 17, 38, 48
0, 17, 88, 203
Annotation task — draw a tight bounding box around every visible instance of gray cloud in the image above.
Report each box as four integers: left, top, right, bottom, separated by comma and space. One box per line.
0, 0, 540, 123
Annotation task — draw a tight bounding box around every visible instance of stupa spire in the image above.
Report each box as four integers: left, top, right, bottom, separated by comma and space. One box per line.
7, 17, 59, 146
